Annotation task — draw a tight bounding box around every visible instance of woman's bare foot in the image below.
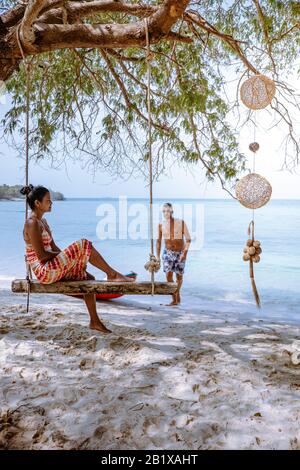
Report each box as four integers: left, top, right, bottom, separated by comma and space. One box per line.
165, 294, 179, 306
166, 300, 179, 306
107, 271, 133, 283
89, 321, 112, 334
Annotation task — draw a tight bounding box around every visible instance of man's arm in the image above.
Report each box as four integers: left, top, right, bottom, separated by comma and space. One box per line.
180, 221, 191, 261
156, 223, 162, 259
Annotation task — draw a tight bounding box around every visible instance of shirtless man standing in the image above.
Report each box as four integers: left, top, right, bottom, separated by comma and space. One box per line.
156, 203, 191, 306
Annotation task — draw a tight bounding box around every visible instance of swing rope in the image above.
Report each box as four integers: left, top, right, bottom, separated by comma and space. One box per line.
143, 18, 160, 295
247, 220, 261, 308
16, 25, 33, 313
249, 113, 261, 308
15, 20, 164, 304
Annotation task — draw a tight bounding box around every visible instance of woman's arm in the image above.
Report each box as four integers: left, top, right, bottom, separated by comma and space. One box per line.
42, 218, 61, 253
27, 219, 60, 262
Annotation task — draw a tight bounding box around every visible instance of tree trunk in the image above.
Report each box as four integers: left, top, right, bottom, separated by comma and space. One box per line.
0, 0, 190, 82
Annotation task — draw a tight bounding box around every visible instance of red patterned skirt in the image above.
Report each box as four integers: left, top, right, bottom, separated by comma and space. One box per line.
28, 238, 92, 284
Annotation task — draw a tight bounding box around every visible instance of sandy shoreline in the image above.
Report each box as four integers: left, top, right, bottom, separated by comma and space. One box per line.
1, 288, 300, 450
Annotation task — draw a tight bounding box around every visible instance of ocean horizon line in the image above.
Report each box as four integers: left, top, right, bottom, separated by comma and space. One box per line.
2, 197, 300, 202
59, 197, 300, 202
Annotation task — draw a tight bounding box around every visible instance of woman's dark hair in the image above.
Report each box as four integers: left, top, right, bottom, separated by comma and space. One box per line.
20, 184, 50, 210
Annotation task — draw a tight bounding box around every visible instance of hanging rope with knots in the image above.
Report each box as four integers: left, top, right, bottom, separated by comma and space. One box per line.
16, 25, 33, 313
143, 18, 161, 295
15, 18, 165, 303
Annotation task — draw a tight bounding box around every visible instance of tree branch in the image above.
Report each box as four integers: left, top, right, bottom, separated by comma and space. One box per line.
13, 0, 190, 55
252, 0, 277, 74
184, 10, 259, 74
100, 48, 169, 132
20, 0, 48, 51
1, 3, 26, 28
39, 1, 158, 24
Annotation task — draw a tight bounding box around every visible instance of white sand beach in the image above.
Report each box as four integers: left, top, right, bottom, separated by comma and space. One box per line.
1, 289, 300, 450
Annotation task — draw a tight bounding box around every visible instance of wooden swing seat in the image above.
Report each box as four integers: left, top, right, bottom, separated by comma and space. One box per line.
11, 279, 177, 295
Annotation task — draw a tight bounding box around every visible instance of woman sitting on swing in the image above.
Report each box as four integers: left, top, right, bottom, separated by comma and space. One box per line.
21, 184, 131, 334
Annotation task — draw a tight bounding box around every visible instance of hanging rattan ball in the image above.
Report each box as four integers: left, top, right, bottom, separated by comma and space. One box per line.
240, 75, 276, 110
249, 142, 260, 153
236, 173, 272, 209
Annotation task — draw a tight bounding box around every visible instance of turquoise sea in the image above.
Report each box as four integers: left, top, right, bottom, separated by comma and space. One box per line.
1, 198, 300, 321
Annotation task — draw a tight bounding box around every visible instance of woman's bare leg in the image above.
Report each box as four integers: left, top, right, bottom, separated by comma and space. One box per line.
84, 293, 112, 334
89, 245, 131, 282
62, 274, 111, 332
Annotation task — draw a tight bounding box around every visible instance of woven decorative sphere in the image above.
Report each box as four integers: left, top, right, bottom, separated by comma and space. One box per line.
240, 75, 276, 110
236, 173, 272, 209
249, 142, 260, 153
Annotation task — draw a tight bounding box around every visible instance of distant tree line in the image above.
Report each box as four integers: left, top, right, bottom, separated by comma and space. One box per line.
0, 184, 65, 201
